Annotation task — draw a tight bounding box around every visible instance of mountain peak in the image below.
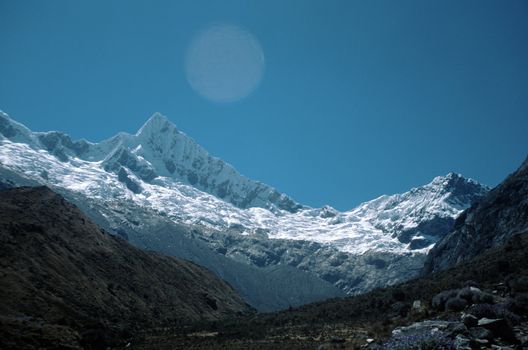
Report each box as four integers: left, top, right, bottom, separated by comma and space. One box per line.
0, 111, 34, 144
426, 173, 489, 205
136, 112, 176, 136
432, 172, 462, 183
429, 172, 483, 190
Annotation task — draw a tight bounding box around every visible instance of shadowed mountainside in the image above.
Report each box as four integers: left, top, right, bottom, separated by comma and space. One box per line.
424, 156, 528, 273
0, 186, 253, 349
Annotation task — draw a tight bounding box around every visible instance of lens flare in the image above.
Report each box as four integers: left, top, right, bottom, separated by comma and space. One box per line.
185, 24, 265, 103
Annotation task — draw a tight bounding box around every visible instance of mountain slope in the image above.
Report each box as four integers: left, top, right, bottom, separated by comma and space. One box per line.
350, 172, 488, 249
0, 110, 489, 304
424, 156, 528, 273
0, 111, 488, 254
0, 111, 302, 213
0, 166, 344, 312
0, 186, 252, 349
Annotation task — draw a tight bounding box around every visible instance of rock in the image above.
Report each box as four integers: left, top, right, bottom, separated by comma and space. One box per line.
457, 286, 493, 304
329, 336, 345, 343
519, 333, 528, 347
432, 289, 459, 310
448, 322, 469, 336
478, 318, 516, 342
469, 327, 493, 341
391, 301, 410, 317
392, 320, 451, 335
461, 314, 478, 328
410, 299, 426, 314
446, 297, 468, 311
454, 334, 471, 350
471, 338, 489, 346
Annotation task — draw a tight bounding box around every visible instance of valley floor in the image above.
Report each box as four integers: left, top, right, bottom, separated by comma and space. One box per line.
128, 233, 528, 349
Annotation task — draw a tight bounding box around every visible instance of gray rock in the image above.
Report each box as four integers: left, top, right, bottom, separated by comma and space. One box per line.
432, 289, 459, 310
461, 313, 479, 328
329, 336, 345, 343
469, 326, 493, 340
478, 318, 516, 342
471, 338, 489, 346
454, 334, 471, 350
448, 322, 468, 336
392, 320, 451, 335
446, 296, 468, 311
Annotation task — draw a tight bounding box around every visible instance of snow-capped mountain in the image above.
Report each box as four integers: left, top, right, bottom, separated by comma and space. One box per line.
0, 112, 301, 213
348, 173, 488, 249
0, 111, 489, 306
424, 155, 528, 273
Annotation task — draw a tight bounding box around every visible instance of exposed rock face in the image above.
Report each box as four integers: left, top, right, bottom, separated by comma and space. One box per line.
0, 186, 252, 348
424, 156, 528, 273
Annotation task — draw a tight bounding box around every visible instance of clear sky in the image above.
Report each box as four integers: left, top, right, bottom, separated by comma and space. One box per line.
1, 1, 527, 210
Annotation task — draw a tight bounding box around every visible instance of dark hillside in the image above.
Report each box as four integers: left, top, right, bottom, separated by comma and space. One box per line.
0, 186, 252, 349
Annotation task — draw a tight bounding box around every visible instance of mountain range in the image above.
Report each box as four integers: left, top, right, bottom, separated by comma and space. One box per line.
0, 111, 489, 310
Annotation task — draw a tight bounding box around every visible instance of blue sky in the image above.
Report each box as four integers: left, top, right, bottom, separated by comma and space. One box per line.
1, 0, 527, 210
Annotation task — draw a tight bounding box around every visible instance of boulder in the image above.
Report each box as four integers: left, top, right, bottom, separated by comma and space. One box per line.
471, 338, 489, 346
329, 336, 345, 343
392, 320, 451, 336
446, 297, 468, 311
478, 318, 516, 342
448, 322, 468, 336
432, 289, 459, 310
469, 327, 493, 341
454, 334, 471, 350
461, 314, 478, 328
412, 300, 422, 310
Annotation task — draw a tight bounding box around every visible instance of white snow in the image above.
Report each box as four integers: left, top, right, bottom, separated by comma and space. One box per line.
0, 112, 488, 255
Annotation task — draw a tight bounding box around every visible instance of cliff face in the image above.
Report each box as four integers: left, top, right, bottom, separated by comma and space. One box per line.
424, 156, 528, 274
0, 186, 252, 349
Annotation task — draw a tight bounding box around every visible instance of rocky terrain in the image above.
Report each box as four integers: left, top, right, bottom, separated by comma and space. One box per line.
0, 186, 252, 349
425, 156, 528, 273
